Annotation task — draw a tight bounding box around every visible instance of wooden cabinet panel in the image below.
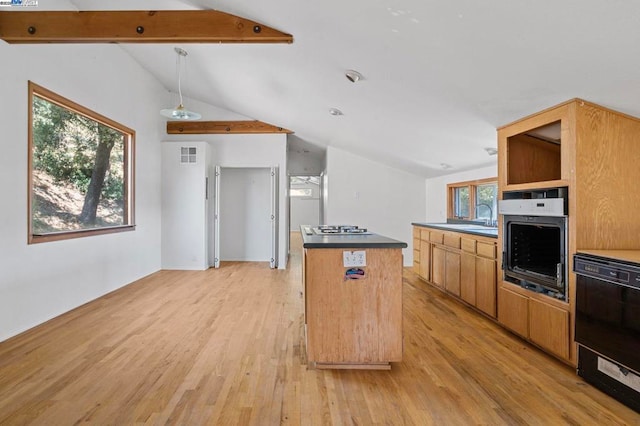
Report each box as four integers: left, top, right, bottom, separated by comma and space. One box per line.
476, 257, 496, 318
529, 298, 570, 360
498, 287, 529, 338
444, 251, 461, 297
443, 233, 461, 249
419, 240, 431, 281
432, 246, 446, 288
476, 242, 496, 259
461, 238, 476, 253
420, 229, 430, 241
430, 231, 444, 244
305, 248, 403, 364
413, 227, 421, 240
460, 252, 476, 305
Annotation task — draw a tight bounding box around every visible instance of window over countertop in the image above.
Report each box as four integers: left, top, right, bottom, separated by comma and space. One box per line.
447, 177, 497, 225
28, 81, 135, 244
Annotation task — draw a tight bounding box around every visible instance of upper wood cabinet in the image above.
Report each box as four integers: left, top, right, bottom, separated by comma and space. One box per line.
498, 101, 571, 191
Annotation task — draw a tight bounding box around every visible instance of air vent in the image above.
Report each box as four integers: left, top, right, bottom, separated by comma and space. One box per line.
181, 147, 196, 163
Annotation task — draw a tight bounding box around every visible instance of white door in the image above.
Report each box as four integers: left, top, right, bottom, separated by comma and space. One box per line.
270, 167, 279, 269
213, 165, 221, 268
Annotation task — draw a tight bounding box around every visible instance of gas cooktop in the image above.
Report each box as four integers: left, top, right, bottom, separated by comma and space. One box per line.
312, 225, 371, 235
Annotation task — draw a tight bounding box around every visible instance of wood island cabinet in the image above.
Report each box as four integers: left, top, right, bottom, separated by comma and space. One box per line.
413, 224, 497, 319
498, 98, 640, 365
302, 229, 407, 370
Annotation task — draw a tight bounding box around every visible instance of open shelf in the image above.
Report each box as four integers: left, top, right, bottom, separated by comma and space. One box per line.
507, 120, 562, 185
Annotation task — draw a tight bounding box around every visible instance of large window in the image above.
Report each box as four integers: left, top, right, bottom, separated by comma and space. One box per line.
28, 82, 135, 243
447, 178, 497, 225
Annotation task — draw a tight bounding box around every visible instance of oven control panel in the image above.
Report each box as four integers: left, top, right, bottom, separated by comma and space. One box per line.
574, 255, 640, 289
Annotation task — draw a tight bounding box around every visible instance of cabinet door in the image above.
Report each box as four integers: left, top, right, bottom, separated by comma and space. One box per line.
460, 252, 476, 305
476, 257, 497, 318
419, 240, 431, 281
444, 250, 461, 296
432, 246, 446, 288
529, 298, 570, 360
498, 287, 529, 338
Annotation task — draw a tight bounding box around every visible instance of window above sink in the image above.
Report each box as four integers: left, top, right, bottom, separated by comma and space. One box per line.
447, 177, 498, 227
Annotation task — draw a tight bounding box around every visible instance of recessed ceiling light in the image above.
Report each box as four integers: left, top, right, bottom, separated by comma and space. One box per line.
345, 70, 364, 83
329, 108, 344, 116
484, 147, 498, 155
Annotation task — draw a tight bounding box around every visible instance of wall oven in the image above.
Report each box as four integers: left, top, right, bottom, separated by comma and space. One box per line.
499, 187, 568, 301
574, 252, 640, 413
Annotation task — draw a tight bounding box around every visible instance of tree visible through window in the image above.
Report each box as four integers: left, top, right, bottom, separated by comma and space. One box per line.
447, 178, 497, 224
29, 82, 135, 243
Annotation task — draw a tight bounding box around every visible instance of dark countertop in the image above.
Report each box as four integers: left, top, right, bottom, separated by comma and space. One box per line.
412, 222, 498, 238
300, 226, 407, 249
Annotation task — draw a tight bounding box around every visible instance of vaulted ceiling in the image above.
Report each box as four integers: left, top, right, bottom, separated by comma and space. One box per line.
8, 0, 640, 177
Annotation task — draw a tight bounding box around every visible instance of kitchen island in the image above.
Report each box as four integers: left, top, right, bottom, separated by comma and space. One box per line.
301, 226, 407, 370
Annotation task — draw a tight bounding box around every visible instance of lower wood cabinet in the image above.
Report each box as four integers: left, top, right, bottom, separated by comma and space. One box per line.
419, 239, 430, 281
413, 225, 570, 363
475, 256, 496, 317
460, 252, 476, 305
431, 245, 445, 288
444, 250, 461, 297
529, 298, 570, 360
498, 285, 570, 361
413, 226, 497, 318
497, 286, 529, 337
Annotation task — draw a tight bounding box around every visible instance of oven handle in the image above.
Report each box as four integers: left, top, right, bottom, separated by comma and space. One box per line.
557, 263, 563, 288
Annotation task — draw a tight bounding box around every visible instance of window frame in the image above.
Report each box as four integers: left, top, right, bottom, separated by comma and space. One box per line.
447, 177, 497, 222
28, 81, 136, 244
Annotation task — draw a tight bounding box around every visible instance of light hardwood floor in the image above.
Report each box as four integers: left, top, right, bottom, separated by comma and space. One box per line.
0, 233, 638, 425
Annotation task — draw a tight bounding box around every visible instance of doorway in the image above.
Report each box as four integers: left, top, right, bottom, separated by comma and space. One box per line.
212, 167, 279, 268
289, 174, 322, 232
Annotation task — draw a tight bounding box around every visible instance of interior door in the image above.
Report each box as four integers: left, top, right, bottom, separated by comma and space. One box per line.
213, 165, 221, 268
270, 166, 279, 269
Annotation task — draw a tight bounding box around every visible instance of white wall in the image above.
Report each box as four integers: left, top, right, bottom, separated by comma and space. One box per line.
287, 150, 325, 175
0, 43, 165, 342
424, 165, 497, 222
325, 147, 426, 266
164, 133, 289, 269
161, 142, 209, 270
219, 168, 272, 261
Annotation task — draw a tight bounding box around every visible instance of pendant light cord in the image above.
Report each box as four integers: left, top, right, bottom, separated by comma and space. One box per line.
177, 49, 184, 107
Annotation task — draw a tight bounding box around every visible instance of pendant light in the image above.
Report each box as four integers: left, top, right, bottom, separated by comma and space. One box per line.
160, 47, 202, 120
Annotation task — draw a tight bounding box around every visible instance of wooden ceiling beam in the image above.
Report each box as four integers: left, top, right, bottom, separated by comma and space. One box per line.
167, 120, 292, 135
0, 10, 293, 44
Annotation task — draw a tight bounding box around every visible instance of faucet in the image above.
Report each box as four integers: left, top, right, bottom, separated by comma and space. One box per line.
475, 203, 494, 227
